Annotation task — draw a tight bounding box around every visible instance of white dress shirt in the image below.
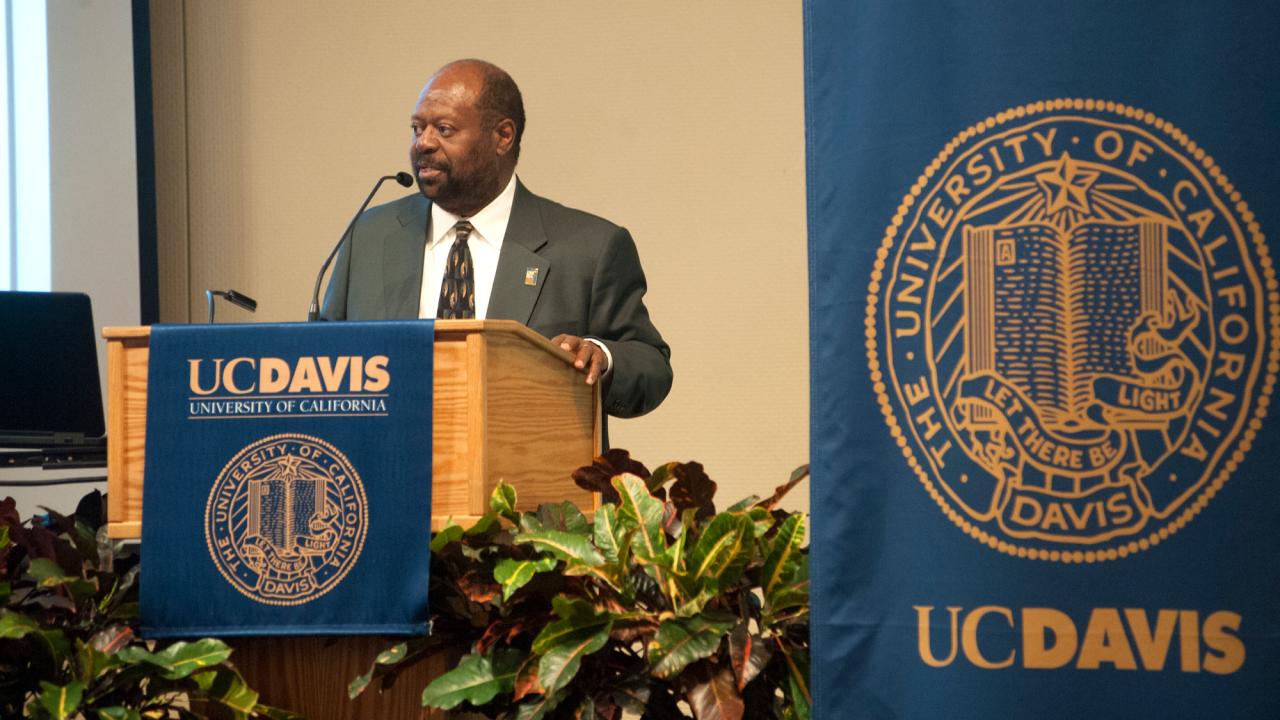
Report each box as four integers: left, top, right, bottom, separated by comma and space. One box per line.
417, 174, 612, 371
418, 174, 517, 319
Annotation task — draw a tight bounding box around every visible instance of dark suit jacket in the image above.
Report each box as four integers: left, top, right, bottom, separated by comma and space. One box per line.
320, 181, 672, 418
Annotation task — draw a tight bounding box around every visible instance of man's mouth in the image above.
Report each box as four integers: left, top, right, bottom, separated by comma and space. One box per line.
418, 165, 446, 182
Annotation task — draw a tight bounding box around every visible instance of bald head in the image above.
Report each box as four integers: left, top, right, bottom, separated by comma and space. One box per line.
409, 59, 524, 216
427, 59, 525, 161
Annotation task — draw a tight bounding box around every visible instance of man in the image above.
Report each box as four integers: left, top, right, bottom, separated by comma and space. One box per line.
321, 59, 671, 418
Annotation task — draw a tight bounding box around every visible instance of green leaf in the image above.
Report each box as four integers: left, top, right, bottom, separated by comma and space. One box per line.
762, 514, 805, 597
430, 523, 465, 552
491, 482, 519, 520
466, 511, 501, 536
784, 648, 812, 720
27, 553, 98, 602
374, 642, 406, 665
494, 556, 558, 601
345, 641, 411, 695
649, 615, 734, 679
157, 638, 233, 678
592, 504, 630, 566
29, 557, 74, 584
688, 513, 753, 586
666, 512, 689, 574
39, 629, 73, 667
531, 597, 612, 655
514, 530, 604, 567
725, 496, 762, 513
767, 561, 809, 615
70, 519, 99, 563
514, 690, 563, 720
421, 649, 522, 709
38, 680, 84, 720
536, 617, 612, 695
537, 502, 590, 534
77, 639, 121, 683
747, 506, 774, 538
613, 474, 666, 563
610, 674, 651, 715
348, 668, 374, 699
96, 707, 142, 720
250, 706, 306, 720
120, 638, 233, 680
648, 461, 677, 492
673, 587, 719, 618
0, 609, 39, 639
193, 669, 260, 713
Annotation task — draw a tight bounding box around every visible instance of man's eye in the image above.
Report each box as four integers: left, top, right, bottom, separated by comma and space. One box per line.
410, 124, 422, 135
438, 125, 455, 137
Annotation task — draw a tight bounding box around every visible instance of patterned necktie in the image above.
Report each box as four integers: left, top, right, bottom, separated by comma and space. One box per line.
436, 221, 476, 319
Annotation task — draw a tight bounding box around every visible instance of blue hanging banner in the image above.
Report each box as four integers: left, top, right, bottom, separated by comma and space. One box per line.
140, 321, 434, 637
805, 2, 1280, 717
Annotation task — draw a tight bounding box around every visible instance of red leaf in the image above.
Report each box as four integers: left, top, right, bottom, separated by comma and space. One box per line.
688, 665, 744, 720
513, 655, 544, 701
670, 462, 717, 520
572, 449, 651, 504
728, 623, 772, 691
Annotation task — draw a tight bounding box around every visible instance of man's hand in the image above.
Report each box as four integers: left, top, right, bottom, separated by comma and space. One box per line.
551, 334, 609, 385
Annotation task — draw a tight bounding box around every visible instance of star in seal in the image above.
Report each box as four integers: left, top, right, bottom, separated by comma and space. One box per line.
1035, 152, 1099, 215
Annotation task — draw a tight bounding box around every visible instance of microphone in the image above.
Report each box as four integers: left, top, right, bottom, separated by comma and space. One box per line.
206, 288, 258, 323
307, 171, 415, 321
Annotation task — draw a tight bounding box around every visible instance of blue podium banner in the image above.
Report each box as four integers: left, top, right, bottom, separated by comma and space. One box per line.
140, 321, 434, 637
805, 2, 1280, 718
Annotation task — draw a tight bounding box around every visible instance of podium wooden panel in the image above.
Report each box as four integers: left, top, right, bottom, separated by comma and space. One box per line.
103, 319, 600, 539
101, 320, 600, 719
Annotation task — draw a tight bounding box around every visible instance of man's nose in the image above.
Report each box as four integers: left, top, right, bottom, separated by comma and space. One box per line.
415, 128, 439, 153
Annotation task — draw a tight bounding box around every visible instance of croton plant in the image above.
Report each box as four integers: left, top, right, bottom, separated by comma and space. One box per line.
351, 451, 811, 720
0, 491, 297, 719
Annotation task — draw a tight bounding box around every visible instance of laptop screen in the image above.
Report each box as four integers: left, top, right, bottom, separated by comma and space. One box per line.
0, 291, 105, 445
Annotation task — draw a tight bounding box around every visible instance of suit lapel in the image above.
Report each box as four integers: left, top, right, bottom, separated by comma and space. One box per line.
383, 195, 430, 319
487, 181, 549, 325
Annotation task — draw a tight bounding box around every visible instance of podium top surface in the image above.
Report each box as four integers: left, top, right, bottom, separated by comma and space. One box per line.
103, 319, 576, 365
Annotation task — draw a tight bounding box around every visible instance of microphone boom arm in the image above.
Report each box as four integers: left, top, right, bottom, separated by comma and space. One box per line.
307, 171, 414, 321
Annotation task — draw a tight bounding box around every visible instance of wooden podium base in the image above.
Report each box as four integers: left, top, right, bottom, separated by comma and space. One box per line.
228, 636, 456, 719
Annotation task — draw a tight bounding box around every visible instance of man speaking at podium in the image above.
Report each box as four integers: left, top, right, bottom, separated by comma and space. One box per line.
321, 59, 671, 418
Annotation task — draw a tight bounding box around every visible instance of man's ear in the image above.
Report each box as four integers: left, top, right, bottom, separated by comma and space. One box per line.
494, 118, 517, 156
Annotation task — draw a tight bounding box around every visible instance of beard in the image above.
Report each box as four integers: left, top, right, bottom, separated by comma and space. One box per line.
413, 149, 502, 216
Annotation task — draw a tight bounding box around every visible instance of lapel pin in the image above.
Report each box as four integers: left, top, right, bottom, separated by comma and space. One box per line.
524, 267, 539, 286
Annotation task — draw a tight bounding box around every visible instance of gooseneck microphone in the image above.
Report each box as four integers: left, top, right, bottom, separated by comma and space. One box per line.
206, 288, 258, 323
307, 171, 415, 321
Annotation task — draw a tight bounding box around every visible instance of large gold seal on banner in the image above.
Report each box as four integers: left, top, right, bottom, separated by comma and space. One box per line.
869, 99, 1278, 562
204, 433, 368, 604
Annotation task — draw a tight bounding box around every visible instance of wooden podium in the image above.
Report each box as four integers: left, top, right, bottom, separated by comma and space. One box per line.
102, 319, 601, 719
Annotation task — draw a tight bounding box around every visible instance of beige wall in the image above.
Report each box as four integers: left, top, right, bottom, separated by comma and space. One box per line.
152, 0, 809, 512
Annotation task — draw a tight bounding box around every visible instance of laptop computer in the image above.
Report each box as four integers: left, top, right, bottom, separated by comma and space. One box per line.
0, 291, 106, 453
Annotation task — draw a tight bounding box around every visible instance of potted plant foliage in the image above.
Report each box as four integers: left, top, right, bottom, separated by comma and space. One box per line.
351, 451, 810, 720
0, 491, 295, 720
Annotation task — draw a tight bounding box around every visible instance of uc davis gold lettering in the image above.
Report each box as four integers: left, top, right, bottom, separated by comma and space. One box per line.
913, 605, 1244, 674
188, 355, 390, 395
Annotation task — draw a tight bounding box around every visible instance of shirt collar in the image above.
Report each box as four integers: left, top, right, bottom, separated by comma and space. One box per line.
428, 173, 518, 249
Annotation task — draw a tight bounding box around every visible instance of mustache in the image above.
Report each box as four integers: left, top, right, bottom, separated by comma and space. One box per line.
415, 158, 450, 172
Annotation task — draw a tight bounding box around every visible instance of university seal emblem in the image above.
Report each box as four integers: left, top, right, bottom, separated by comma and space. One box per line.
869, 99, 1277, 562
204, 433, 368, 603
